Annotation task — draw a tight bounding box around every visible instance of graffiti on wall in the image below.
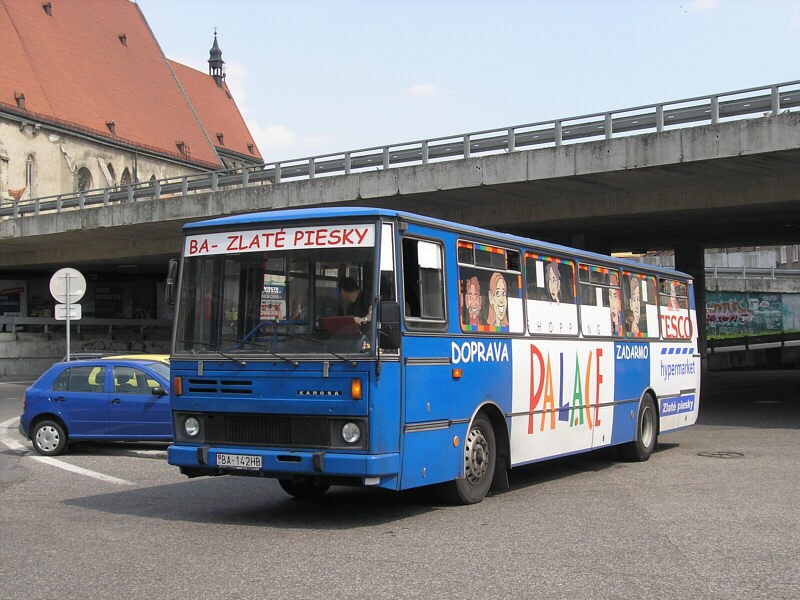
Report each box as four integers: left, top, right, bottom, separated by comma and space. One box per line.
706, 292, 797, 337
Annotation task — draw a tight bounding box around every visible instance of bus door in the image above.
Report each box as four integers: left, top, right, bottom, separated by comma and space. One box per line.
369, 223, 403, 469
398, 234, 462, 488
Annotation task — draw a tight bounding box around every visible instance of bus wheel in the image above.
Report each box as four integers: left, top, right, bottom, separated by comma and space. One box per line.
278, 479, 330, 499
619, 395, 658, 462
442, 413, 496, 505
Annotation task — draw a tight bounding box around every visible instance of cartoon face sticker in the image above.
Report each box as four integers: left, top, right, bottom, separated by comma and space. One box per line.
609, 287, 621, 334
487, 272, 508, 327
630, 278, 641, 319
668, 281, 680, 310
463, 276, 482, 325
545, 262, 561, 304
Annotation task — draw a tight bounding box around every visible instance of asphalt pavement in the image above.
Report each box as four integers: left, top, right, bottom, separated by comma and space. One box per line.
0, 369, 797, 600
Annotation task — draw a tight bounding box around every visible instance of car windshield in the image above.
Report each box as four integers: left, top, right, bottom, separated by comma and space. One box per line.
174, 226, 378, 357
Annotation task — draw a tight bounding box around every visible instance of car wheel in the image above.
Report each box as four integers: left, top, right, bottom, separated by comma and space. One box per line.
32, 420, 68, 456
278, 479, 330, 499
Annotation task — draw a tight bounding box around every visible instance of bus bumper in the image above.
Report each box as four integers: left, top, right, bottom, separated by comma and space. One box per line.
167, 444, 400, 483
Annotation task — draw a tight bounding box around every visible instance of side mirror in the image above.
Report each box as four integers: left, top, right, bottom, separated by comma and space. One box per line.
152, 386, 168, 397
165, 258, 179, 305
378, 301, 401, 350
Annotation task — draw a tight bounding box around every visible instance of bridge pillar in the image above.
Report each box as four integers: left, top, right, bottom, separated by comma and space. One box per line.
674, 244, 707, 367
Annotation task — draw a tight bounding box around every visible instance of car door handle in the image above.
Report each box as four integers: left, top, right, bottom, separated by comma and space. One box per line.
53, 396, 65, 402
110, 398, 122, 404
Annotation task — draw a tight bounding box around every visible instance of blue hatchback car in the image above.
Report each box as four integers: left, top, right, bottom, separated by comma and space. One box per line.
20, 356, 172, 456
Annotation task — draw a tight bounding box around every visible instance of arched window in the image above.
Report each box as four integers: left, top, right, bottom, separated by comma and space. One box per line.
120, 167, 132, 187
106, 162, 116, 186
76, 167, 93, 192
25, 154, 34, 197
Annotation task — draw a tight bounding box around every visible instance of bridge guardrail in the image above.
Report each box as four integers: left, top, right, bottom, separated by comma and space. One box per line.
3, 80, 800, 220
706, 331, 800, 353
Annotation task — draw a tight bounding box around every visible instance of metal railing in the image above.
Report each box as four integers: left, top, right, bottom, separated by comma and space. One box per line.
3, 80, 800, 220
706, 331, 800, 353
0, 316, 171, 335
706, 266, 800, 278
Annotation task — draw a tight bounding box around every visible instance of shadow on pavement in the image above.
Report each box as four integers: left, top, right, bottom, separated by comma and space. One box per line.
699, 369, 800, 428
64, 476, 449, 529
63, 370, 797, 527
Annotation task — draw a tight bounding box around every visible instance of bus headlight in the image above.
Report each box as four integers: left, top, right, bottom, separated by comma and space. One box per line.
342, 422, 361, 444
184, 416, 201, 438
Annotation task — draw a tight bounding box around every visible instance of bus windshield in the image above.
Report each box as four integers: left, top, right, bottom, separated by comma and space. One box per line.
175, 244, 376, 357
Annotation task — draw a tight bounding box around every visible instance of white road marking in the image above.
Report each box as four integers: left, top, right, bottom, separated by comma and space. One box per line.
0, 417, 134, 486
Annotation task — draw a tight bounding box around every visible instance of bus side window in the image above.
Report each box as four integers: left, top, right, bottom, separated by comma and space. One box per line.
622, 272, 658, 339
402, 237, 446, 329
659, 278, 692, 340
524, 252, 577, 336
457, 241, 523, 334
379, 223, 396, 302
578, 264, 620, 337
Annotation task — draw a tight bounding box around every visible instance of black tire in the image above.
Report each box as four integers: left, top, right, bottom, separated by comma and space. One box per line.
278, 479, 330, 499
31, 419, 68, 456
441, 413, 496, 505
618, 395, 658, 462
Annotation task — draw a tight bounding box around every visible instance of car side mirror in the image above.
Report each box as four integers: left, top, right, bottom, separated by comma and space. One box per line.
152, 386, 168, 397
378, 301, 401, 350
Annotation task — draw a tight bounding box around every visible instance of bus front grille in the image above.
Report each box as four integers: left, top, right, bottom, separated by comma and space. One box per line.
206, 413, 332, 447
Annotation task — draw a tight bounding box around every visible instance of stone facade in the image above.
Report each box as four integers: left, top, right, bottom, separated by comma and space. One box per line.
0, 117, 201, 203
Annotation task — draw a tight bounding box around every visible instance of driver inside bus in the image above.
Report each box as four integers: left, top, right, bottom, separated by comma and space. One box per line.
339, 277, 372, 325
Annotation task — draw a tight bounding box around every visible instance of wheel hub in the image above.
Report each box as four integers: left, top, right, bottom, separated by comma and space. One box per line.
641, 405, 654, 447
464, 427, 490, 484
35, 426, 60, 452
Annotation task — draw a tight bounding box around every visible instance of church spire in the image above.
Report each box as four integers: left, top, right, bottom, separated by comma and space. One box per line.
208, 29, 225, 87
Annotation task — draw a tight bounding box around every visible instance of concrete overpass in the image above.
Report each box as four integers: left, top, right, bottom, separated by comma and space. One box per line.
1, 80, 800, 278
2, 110, 799, 274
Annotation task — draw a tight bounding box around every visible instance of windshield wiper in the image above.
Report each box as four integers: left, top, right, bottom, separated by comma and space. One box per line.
177, 340, 247, 366
237, 319, 359, 367
233, 339, 300, 367
276, 328, 358, 368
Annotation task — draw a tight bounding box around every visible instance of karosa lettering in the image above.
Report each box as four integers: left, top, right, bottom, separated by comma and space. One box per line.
528, 344, 603, 435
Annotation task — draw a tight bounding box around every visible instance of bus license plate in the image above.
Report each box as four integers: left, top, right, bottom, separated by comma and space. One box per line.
216, 453, 262, 470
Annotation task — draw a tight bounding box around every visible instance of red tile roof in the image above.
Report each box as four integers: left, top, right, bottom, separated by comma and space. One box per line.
170, 60, 262, 162
0, 0, 260, 169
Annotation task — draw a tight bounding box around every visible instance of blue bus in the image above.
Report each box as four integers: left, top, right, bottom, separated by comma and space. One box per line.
166, 207, 700, 504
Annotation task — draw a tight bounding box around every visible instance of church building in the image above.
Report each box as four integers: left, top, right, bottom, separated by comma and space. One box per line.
0, 0, 261, 203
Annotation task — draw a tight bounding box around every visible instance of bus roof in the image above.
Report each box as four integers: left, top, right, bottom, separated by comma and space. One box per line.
183, 206, 692, 280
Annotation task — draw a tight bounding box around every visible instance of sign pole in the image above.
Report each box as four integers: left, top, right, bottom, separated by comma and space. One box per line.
65, 272, 71, 361
50, 267, 85, 360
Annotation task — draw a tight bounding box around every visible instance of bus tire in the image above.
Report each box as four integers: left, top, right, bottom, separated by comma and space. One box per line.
278, 479, 330, 499
619, 394, 658, 462
441, 413, 496, 505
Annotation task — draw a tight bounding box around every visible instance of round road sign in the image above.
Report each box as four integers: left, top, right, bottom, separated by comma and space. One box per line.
49, 267, 86, 303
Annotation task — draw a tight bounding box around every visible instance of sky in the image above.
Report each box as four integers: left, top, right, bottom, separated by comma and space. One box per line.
135, 0, 800, 163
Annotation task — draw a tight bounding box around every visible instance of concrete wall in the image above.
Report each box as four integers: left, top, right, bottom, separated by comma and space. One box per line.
0, 329, 170, 379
